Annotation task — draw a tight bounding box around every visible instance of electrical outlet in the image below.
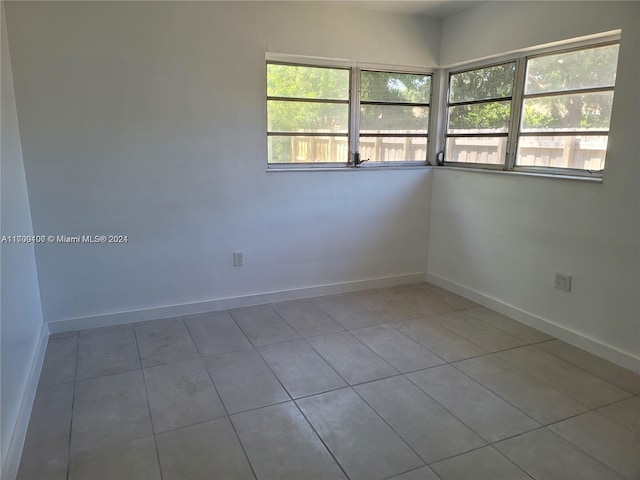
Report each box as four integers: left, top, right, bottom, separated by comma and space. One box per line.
233, 252, 244, 267
554, 272, 572, 292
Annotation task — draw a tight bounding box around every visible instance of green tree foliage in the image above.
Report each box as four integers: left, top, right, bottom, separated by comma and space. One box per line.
448, 63, 514, 131
267, 64, 349, 133
523, 44, 618, 130
360, 71, 431, 133
448, 45, 618, 132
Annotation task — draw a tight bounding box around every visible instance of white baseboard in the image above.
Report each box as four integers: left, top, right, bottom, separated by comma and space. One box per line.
47, 272, 428, 334
427, 273, 639, 372
1, 322, 49, 480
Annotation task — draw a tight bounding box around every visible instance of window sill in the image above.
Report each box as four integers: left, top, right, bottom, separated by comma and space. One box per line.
266, 164, 433, 173
435, 165, 603, 183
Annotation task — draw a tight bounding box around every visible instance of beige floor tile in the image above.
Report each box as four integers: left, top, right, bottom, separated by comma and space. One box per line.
271, 299, 345, 337
204, 348, 289, 414
351, 324, 444, 373
536, 340, 640, 394
39, 335, 77, 386
355, 376, 485, 463
465, 307, 553, 343
156, 418, 254, 480
550, 411, 640, 479
77, 324, 140, 380
71, 370, 152, 454
183, 311, 252, 355
596, 396, 640, 433
297, 388, 424, 480
454, 354, 588, 424
396, 317, 486, 362
407, 365, 539, 442
135, 318, 199, 367
258, 339, 346, 398
69, 436, 161, 480
431, 311, 526, 352
497, 345, 632, 409
495, 428, 624, 479
306, 332, 398, 385
431, 446, 530, 480
232, 402, 345, 479
143, 358, 225, 433
230, 305, 299, 346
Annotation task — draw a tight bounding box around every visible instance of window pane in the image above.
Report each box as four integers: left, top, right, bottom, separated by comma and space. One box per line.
361, 71, 431, 103
516, 135, 607, 170
525, 44, 619, 95
449, 63, 515, 103
446, 137, 507, 165
267, 64, 349, 100
521, 91, 613, 132
268, 135, 348, 163
448, 101, 511, 134
360, 105, 429, 134
267, 101, 348, 133
359, 136, 427, 162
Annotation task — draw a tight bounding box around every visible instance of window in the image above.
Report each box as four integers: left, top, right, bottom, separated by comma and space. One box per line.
444, 41, 620, 177
516, 44, 619, 171
359, 71, 431, 163
267, 64, 350, 164
446, 63, 515, 166
266, 60, 432, 167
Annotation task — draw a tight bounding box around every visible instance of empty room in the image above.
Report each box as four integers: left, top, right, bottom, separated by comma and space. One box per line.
1, 1, 638, 479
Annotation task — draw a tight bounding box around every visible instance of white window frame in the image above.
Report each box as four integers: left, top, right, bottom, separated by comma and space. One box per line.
440, 35, 621, 180
266, 53, 433, 169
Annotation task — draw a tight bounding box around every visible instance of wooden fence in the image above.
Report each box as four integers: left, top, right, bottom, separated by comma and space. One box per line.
447, 135, 608, 170
274, 135, 608, 169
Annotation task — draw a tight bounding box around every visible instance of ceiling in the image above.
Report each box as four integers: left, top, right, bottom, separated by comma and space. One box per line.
343, 1, 483, 18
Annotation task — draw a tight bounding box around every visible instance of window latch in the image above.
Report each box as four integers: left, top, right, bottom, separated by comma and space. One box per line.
351, 152, 369, 167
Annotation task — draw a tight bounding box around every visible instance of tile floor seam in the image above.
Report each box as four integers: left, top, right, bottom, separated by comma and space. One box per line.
64, 333, 80, 480
132, 325, 165, 480
544, 413, 640, 479
447, 361, 543, 428
321, 329, 403, 379
594, 396, 640, 434
496, 347, 634, 409
291, 396, 354, 480
382, 320, 452, 364
74, 365, 143, 383
542, 396, 638, 431
182, 317, 260, 480
498, 425, 629, 480
297, 336, 354, 387
401, 372, 492, 449
395, 312, 495, 360
350, 384, 430, 470
531, 342, 639, 395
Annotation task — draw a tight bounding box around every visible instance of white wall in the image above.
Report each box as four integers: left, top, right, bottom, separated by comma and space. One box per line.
429, 2, 639, 366
4, 2, 439, 326
0, 4, 46, 476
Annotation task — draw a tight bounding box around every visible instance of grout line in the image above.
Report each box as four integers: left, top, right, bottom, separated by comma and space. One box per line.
65, 332, 80, 480
197, 361, 260, 480
132, 327, 165, 480
530, 342, 640, 395
350, 384, 429, 469
292, 397, 353, 480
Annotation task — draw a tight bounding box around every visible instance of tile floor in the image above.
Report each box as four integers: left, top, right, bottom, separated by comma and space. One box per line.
17, 283, 640, 480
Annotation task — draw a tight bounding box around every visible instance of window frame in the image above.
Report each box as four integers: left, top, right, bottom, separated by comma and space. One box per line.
441, 37, 620, 179
265, 54, 433, 169
444, 60, 517, 171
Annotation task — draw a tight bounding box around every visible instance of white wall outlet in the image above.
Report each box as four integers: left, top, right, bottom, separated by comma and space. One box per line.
554, 272, 572, 292
233, 251, 244, 267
